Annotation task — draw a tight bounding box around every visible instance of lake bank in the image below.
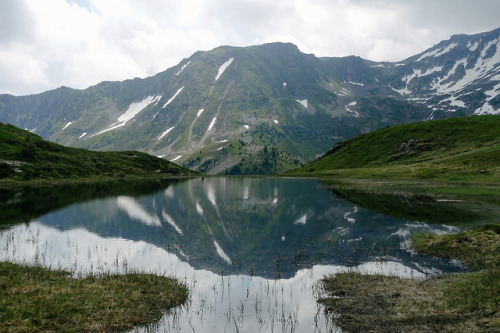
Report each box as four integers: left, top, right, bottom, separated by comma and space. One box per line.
0, 262, 188, 332
319, 223, 500, 332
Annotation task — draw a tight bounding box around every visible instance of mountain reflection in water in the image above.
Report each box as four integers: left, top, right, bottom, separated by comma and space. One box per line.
0, 177, 480, 332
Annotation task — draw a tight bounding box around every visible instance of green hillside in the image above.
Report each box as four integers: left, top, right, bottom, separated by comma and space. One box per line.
0, 123, 196, 182
286, 115, 500, 182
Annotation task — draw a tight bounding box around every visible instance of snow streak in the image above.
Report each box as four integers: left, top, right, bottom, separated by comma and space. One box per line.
163, 87, 184, 108
215, 58, 234, 81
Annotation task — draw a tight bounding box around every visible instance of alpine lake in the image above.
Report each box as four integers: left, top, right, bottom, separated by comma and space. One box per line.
1, 177, 499, 332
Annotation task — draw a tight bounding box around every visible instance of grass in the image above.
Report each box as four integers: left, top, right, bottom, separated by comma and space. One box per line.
0, 122, 197, 183
411, 223, 500, 269
286, 115, 500, 182
319, 223, 500, 332
0, 262, 188, 332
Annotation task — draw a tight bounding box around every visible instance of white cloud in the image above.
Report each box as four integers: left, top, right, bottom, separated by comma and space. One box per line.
1, 0, 499, 96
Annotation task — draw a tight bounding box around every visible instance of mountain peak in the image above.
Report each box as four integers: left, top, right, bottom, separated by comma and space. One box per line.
1, 27, 499, 175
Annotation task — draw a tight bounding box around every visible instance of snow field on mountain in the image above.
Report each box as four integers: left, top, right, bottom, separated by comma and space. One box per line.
439, 95, 466, 108
416, 42, 458, 61
432, 39, 500, 95
402, 66, 444, 86
215, 58, 234, 81
163, 87, 184, 108
62, 121, 73, 131
94, 95, 158, 136
467, 41, 479, 52
475, 82, 500, 115
158, 126, 175, 141
175, 61, 191, 76
207, 117, 217, 131
345, 101, 359, 117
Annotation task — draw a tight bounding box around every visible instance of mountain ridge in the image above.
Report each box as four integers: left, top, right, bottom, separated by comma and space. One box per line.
0, 122, 196, 182
1, 27, 499, 175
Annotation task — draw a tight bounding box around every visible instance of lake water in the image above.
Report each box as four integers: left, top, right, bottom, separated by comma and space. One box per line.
0, 177, 495, 332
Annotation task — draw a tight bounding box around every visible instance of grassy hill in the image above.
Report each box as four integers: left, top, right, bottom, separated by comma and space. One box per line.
286, 115, 500, 182
0, 123, 196, 182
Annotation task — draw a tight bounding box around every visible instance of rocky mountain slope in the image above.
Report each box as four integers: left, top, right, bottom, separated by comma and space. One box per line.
0, 27, 499, 175
373, 27, 500, 116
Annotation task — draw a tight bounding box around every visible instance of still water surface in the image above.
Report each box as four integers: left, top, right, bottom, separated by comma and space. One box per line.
0, 177, 492, 332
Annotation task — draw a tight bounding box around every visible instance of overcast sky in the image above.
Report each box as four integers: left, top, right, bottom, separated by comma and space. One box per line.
1, 0, 499, 96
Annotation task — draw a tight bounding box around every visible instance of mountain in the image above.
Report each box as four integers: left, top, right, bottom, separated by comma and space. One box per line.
286, 115, 500, 182
371, 27, 500, 115
0, 122, 195, 181
0, 28, 499, 175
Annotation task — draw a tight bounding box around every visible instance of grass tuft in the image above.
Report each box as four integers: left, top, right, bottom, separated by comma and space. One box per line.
0, 262, 188, 332
319, 223, 500, 332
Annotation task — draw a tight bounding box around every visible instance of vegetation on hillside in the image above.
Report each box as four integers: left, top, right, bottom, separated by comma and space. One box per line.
319, 223, 500, 332
287, 115, 500, 181
0, 122, 196, 182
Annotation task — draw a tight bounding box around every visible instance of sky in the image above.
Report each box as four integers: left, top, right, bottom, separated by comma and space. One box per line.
1, 0, 499, 96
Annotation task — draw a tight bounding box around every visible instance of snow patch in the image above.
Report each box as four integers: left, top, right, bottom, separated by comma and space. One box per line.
163, 87, 184, 109
345, 101, 359, 117
196, 108, 204, 118
118, 96, 156, 123
95, 96, 156, 136
273, 119, 279, 125
467, 41, 479, 52
432, 39, 500, 95
62, 121, 73, 131
475, 83, 500, 114
349, 81, 364, 87
282, 82, 287, 87
216, 147, 224, 151
440, 95, 466, 108
175, 61, 191, 76
207, 117, 217, 131
243, 125, 249, 130
151, 95, 162, 106
390, 85, 412, 95
416, 43, 457, 61
215, 58, 234, 81
475, 102, 497, 115
295, 99, 308, 108
402, 66, 444, 86
158, 126, 175, 141
78, 132, 87, 139
170, 155, 182, 162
